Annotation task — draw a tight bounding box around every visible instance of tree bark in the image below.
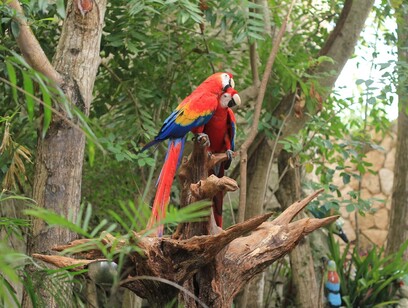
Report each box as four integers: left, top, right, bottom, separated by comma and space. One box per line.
235, 134, 271, 307
8, 1, 108, 306
386, 4, 408, 259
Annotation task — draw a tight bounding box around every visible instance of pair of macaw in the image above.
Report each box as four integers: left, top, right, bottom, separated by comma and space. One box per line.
142, 72, 240, 236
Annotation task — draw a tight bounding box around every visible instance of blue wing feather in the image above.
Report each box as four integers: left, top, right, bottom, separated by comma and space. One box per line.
227, 109, 236, 151
142, 91, 218, 152
142, 109, 214, 152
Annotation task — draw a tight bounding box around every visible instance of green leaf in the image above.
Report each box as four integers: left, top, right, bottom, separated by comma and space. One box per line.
24, 208, 90, 237
247, 2, 263, 9
316, 55, 334, 64
10, 20, 20, 38
89, 219, 111, 238
248, 31, 265, 41
304, 162, 314, 173
82, 203, 92, 231
341, 173, 351, 185
367, 96, 376, 104
365, 79, 374, 87
87, 141, 95, 167
6, 61, 18, 102
346, 203, 355, 212
56, 0, 66, 18
1, 276, 20, 307
378, 62, 391, 70
23, 72, 35, 121
40, 85, 52, 138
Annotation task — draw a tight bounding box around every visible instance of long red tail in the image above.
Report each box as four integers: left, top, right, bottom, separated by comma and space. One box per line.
146, 138, 185, 236
212, 162, 225, 227
213, 191, 224, 227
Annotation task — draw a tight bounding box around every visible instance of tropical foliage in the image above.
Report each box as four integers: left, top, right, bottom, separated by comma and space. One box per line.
0, 0, 403, 306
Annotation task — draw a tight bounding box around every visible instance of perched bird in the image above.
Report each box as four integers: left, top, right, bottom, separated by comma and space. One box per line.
142, 72, 236, 236
308, 204, 349, 243
203, 87, 240, 227
325, 260, 342, 308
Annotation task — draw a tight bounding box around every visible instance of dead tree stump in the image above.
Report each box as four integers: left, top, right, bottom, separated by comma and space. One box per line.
33, 139, 337, 307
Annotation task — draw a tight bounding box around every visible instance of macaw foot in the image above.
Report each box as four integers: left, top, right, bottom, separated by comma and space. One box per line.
226, 150, 233, 161
195, 133, 210, 147
224, 149, 234, 170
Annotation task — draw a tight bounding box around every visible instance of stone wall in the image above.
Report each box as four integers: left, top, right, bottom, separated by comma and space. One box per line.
333, 125, 397, 251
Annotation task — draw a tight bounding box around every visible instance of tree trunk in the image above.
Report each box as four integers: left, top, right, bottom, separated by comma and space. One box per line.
236, 134, 271, 307
16, 1, 107, 306
272, 0, 375, 154
275, 150, 320, 308
237, 0, 375, 305
386, 5, 408, 259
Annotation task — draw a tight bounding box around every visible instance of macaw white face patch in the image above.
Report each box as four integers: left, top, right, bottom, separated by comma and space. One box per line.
221, 73, 234, 91
220, 92, 232, 108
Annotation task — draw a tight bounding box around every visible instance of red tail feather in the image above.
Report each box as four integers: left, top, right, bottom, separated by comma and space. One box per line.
211, 162, 225, 228
146, 138, 184, 236
213, 191, 224, 227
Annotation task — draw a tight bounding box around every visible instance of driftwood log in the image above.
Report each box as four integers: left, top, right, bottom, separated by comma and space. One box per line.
33, 138, 337, 307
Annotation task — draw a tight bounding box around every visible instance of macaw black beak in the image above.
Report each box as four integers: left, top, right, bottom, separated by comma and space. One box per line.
228, 93, 241, 107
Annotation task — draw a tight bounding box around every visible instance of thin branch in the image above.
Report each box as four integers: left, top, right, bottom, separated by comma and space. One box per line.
199, 26, 215, 74
237, 0, 296, 223
7, 0, 62, 85
249, 43, 260, 85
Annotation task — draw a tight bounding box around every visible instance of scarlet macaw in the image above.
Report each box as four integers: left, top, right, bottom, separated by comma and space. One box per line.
203, 87, 240, 227
142, 72, 237, 236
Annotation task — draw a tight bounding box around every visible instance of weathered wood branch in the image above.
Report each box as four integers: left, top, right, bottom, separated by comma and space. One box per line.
34, 194, 335, 307
32, 141, 337, 307
32, 254, 99, 269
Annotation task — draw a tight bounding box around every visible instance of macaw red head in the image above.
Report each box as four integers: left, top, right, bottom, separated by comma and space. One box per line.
220, 87, 241, 108
197, 72, 235, 94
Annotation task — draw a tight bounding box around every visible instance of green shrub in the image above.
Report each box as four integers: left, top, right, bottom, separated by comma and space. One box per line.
328, 234, 408, 307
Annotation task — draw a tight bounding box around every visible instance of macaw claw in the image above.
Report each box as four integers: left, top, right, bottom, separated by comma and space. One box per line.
226, 150, 233, 161
224, 150, 234, 170
195, 133, 211, 147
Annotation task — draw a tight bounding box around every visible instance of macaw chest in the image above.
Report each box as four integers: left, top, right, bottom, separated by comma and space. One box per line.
204, 112, 229, 153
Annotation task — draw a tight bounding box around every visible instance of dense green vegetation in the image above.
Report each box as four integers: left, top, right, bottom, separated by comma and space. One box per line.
1, 0, 407, 307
